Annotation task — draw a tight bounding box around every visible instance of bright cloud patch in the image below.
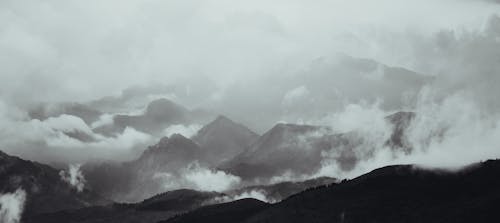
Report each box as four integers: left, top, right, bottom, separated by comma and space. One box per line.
0, 189, 26, 223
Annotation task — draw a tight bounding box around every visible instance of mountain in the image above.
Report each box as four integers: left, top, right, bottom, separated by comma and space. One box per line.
0, 150, 108, 217
27, 177, 338, 222
84, 134, 206, 202
163, 160, 500, 223
94, 98, 190, 136
220, 123, 332, 180
163, 198, 270, 223
135, 134, 204, 171
221, 111, 416, 181
192, 115, 259, 166
26, 189, 224, 223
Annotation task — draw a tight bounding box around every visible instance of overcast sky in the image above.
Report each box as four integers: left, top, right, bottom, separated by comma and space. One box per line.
0, 0, 498, 105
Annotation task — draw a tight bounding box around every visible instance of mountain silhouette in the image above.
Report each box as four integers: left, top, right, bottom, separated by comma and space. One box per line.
166, 160, 500, 223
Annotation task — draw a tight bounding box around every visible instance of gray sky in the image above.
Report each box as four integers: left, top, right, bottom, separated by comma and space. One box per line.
0, 0, 498, 106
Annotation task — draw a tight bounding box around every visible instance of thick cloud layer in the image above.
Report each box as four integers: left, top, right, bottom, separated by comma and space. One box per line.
0, 0, 498, 105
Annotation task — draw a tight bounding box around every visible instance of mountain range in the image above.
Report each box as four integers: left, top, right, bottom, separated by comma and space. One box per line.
80, 108, 414, 202
4, 94, 489, 223
163, 159, 500, 223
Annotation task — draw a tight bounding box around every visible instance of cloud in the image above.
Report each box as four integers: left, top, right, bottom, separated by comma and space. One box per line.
0, 104, 153, 163
90, 113, 114, 128
183, 163, 241, 191
312, 85, 500, 180
163, 124, 202, 138
292, 15, 500, 179
59, 164, 86, 192
0, 189, 26, 223
210, 189, 275, 204
0, 0, 498, 107
153, 162, 241, 192
282, 86, 310, 106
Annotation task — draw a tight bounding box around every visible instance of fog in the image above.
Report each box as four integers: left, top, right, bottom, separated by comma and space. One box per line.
0, 0, 500, 178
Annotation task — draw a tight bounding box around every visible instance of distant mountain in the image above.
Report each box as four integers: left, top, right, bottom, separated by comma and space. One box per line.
94, 98, 213, 136
94, 98, 188, 136
220, 123, 332, 180
84, 134, 206, 202
86, 116, 257, 202
27, 189, 224, 223
86, 111, 415, 202
164, 160, 500, 223
192, 115, 259, 166
221, 111, 416, 182
0, 150, 108, 217
135, 134, 204, 171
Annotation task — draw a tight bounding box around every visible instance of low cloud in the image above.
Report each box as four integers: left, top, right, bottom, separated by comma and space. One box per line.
0, 104, 153, 163
163, 124, 202, 138
90, 113, 114, 129
59, 164, 86, 192
312, 86, 500, 180
211, 189, 275, 204
183, 163, 241, 191
153, 162, 241, 192
0, 189, 26, 223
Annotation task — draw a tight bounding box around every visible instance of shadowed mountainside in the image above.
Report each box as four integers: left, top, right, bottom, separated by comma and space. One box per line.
0, 150, 109, 217
25, 189, 224, 223
165, 159, 500, 223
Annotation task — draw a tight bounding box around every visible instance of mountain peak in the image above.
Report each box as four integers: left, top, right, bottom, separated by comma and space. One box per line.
169, 133, 191, 143
145, 98, 188, 117
191, 115, 259, 165
205, 115, 240, 129
195, 115, 257, 137
151, 134, 194, 151
137, 133, 202, 167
